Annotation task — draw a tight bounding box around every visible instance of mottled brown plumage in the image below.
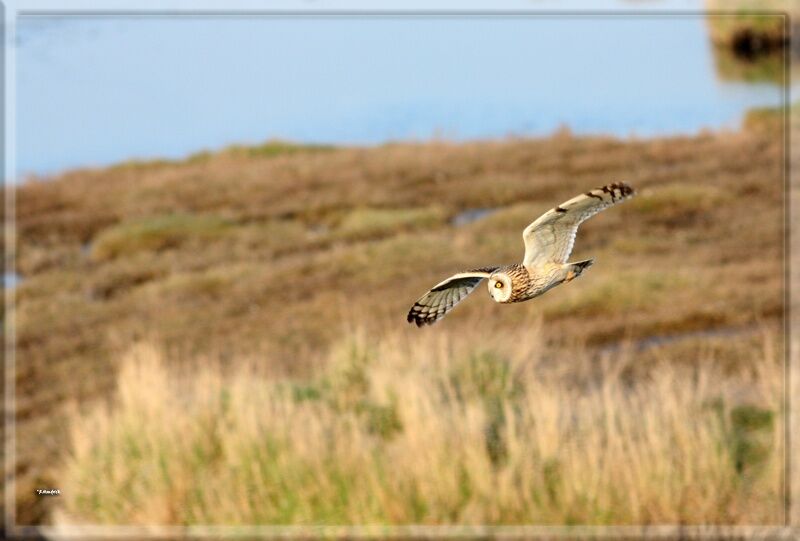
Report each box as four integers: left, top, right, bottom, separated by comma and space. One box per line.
407, 182, 634, 326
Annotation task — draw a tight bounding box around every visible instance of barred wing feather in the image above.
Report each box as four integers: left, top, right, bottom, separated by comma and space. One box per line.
522, 182, 634, 266
407, 267, 499, 326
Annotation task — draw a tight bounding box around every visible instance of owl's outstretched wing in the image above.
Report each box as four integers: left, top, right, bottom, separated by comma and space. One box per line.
522, 182, 634, 267
407, 267, 499, 327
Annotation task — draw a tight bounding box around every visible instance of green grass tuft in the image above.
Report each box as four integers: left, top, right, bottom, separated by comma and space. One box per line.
335, 207, 446, 240
91, 213, 232, 262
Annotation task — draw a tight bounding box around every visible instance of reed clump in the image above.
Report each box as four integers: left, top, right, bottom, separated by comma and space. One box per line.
58, 323, 783, 525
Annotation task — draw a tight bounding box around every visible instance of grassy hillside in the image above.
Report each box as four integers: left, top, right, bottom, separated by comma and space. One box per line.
57, 323, 782, 525
11, 121, 785, 524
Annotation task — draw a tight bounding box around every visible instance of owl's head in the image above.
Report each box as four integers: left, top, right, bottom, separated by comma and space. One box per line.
488, 272, 513, 303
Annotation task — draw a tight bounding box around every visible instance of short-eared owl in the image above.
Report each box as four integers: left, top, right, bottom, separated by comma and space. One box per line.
407, 182, 635, 326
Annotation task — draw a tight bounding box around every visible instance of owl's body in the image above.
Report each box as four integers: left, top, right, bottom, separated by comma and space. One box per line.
407, 182, 634, 326
489, 259, 594, 304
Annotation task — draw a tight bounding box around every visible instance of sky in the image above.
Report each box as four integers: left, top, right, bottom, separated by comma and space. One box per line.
7, 0, 786, 179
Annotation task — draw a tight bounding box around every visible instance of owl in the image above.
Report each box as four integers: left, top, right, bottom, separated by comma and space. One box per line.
407, 182, 635, 326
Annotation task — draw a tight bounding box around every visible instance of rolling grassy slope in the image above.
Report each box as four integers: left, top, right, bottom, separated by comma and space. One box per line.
57, 322, 783, 525
11, 121, 785, 524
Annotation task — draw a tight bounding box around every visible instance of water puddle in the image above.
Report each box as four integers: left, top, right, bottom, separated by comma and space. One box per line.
308, 224, 330, 236
450, 208, 499, 227
597, 325, 761, 355
4, 272, 22, 289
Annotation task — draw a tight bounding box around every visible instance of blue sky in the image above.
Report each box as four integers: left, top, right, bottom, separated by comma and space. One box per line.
10, 0, 785, 178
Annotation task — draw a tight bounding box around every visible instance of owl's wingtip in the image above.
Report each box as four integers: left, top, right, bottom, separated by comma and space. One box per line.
596, 181, 635, 203
407, 308, 439, 327
407, 309, 424, 327
614, 181, 635, 196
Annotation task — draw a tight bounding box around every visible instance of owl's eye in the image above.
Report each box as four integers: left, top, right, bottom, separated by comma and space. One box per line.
494, 281, 503, 289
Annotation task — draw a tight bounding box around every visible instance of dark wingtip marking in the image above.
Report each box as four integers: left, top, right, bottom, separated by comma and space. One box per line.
555, 206, 568, 213
599, 185, 617, 202
408, 305, 440, 327
591, 182, 635, 203
619, 182, 635, 197
608, 182, 635, 197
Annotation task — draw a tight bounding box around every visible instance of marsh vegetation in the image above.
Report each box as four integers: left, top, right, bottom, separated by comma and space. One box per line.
10, 115, 785, 525
58, 322, 782, 525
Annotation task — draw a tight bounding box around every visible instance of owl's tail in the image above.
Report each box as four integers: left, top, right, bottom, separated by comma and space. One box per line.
565, 258, 594, 282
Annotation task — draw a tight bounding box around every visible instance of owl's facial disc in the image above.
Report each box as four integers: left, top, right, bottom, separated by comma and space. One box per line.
488, 273, 512, 303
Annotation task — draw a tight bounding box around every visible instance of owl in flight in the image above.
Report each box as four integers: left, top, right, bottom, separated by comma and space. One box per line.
407, 182, 635, 326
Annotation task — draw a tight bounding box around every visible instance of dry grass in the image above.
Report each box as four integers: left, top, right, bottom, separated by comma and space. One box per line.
11, 119, 785, 524
57, 321, 783, 526
334, 206, 447, 241
90, 213, 233, 262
